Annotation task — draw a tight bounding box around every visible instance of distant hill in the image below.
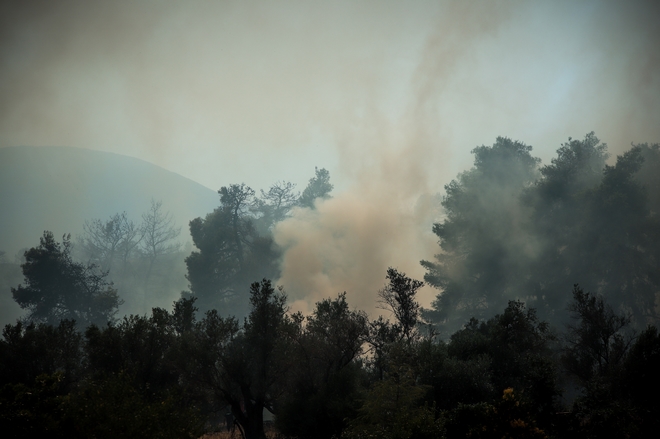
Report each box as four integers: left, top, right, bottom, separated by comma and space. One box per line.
0, 146, 219, 257
0, 146, 221, 325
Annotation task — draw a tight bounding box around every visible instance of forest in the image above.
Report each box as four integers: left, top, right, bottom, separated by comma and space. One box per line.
1, 133, 659, 439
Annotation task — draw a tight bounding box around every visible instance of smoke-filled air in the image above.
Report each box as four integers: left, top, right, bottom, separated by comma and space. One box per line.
1, 1, 659, 438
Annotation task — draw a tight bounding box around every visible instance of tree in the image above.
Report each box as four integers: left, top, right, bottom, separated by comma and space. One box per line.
140, 200, 181, 291
378, 268, 424, 343
421, 137, 541, 333
343, 368, 443, 439
620, 325, 660, 435
563, 285, 632, 384
524, 135, 660, 324
422, 133, 660, 331
80, 212, 143, 274
64, 371, 203, 439
276, 293, 368, 439
444, 388, 547, 439
252, 181, 299, 234
0, 319, 82, 390
445, 301, 560, 423
11, 232, 121, 328
183, 280, 292, 439
562, 286, 648, 439
218, 184, 255, 266
584, 146, 660, 323
635, 143, 660, 214
186, 185, 279, 316
298, 167, 334, 209
84, 310, 179, 393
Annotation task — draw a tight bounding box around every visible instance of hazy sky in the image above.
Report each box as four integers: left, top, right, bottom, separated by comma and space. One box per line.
2, 0, 659, 314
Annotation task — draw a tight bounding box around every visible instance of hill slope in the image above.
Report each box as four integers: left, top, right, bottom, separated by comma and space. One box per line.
0, 146, 220, 325
0, 146, 219, 257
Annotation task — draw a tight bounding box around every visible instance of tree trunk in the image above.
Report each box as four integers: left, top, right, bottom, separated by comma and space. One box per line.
234, 399, 266, 439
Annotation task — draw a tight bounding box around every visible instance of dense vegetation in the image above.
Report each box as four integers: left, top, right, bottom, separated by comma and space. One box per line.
1, 136, 659, 439
422, 133, 660, 334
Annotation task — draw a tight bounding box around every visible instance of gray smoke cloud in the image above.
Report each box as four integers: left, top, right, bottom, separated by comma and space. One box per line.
1, 1, 659, 316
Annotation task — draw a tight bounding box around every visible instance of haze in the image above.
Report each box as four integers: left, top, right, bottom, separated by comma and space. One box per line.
2, 0, 659, 315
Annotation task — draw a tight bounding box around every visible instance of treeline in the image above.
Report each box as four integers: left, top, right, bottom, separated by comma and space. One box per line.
2, 133, 659, 438
2, 274, 659, 438
24, 166, 333, 318
5, 166, 333, 328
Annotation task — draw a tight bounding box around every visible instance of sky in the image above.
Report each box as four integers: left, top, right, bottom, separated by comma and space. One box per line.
2, 0, 659, 314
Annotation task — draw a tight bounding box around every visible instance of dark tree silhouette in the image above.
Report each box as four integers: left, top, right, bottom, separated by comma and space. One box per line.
298, 167, 333, 209
276, 293, 368, 439
252, 180, 299, 234
378, 268, 424, 343
563, 285, 632, 383
423, 133, 660, 332
186, 184, 279, 315
12, 232, 121, 328
184, 280, 292, 439
421, 137, 540, 332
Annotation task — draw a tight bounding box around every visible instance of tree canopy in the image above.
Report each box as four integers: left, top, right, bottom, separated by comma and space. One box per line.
423, 133, 660, 333
185, 184, 280, 316
298, 167, 334, 209
12, 231, 121, 328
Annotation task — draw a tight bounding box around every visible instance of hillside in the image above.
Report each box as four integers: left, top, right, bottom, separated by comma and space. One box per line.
0, 146, 219, 257
0, 146, 220, 325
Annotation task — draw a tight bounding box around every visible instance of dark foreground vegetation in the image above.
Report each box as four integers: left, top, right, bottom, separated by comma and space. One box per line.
2, 279, 659, 439
1, 134, 659, 438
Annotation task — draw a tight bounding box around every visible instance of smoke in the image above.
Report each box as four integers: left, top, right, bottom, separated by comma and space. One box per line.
273, 1, 516, 315
272, 0, 660, 316
1, 1, 659, 317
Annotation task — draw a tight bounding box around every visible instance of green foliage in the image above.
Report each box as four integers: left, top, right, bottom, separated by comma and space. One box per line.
12, 231, 122, 328
0, 297, 207, 438
2, 275, 659, 438
180, 279, 291, 439
623, 325, 660, 409
635, 143, 660, 213
343, 367, 445, 439
365, 315, 399, 380
569, 382, 640, 439
619, 325, 660, 435
560, 288, 660, 438
525, 136, 659, 324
